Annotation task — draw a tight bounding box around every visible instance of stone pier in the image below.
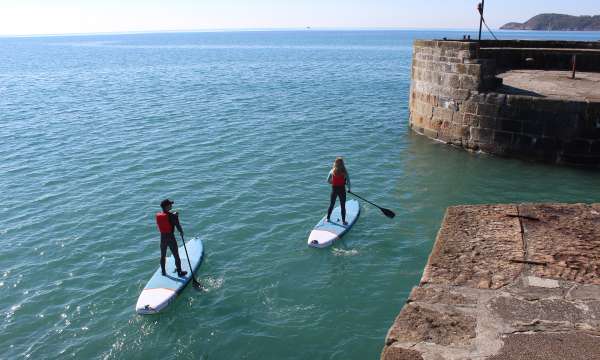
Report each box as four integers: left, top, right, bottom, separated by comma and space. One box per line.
381, 203, 600, 360
409, 40, 600, 167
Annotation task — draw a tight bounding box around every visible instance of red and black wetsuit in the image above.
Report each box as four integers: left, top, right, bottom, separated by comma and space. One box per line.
327, 170, 350, 222
156, 211, 184, 275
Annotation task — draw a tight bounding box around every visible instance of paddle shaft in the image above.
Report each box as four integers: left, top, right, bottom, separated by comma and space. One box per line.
177, 234, 201, 287
347, 190, 395, 218
348, 191, 382, 210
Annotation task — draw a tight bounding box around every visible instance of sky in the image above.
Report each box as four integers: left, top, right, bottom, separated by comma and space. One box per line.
0, 0, 599, 36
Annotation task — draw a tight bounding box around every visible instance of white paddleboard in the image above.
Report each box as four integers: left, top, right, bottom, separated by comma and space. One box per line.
136, 237, 203, 315
308, 199, 360, 248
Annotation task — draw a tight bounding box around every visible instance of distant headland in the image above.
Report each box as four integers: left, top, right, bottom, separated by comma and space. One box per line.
501, 13, 600, 31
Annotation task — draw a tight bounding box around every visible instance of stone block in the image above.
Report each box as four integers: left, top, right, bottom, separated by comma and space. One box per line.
426, 117, 444, 131
476, 103, 500, 117
532, 137, 559, 161
477, 141, 498, 153
442, 88, 471, 101
478, 116, 496, 129
463, 58, 482, 64
563, 139, 591, 155
461, 101, 478, 114
485, 93, 507, 105
452, 63, 467, 74
457, 50, 473, 59
439, 123, 469, 144
412, 126, 425, 134
522, 118, 545, 136
414, 100, 433, 119
515, 108, 544, 123
469, 92, 486, 103
385, 303, 476, 346
459, 125, 471, 141
423, 127, 438, 139
499, 104, 518, 118
470, 127, 493, 143
506, 94, 531, 107
488, 331, 600, 360
442, 48, 459, 58
568, 285, 600, 300
381, 346, 423, 360
489, 296, 589, 324
580, 112, 600, 139
544, 117, 571, 138
513, 134, 534, 151
462, 113, 479, 127
520, 203, 600, 284
494, 131, 513, 147
500, 119, 522, 132
411, 114, 425, 127
447, 57, 463, 64
525, 276, 560, 288
443, 73, 460, 88
590, 141, 600, 154
407, 285, 477, 306
459, 75, 479, 90
433, 107, 455, 123
466, 64, 482, 77
433, 72, 444, 86
439, 97, 458, 111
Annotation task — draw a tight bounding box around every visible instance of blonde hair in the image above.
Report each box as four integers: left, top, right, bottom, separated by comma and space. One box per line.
332, 157, 347, 176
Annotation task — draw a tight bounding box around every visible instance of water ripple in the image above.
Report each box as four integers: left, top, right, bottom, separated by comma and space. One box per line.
1, 30, 600, 360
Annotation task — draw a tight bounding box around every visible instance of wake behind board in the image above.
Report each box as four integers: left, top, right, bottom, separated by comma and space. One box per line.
136, 237, 204, 315
308, 199, 359, 248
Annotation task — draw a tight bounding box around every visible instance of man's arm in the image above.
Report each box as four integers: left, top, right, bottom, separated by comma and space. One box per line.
170, 212, 184, 234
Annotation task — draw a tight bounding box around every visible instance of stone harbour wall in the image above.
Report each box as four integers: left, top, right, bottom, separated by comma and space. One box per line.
409, 40, 600, 167
381, 203, 600, 360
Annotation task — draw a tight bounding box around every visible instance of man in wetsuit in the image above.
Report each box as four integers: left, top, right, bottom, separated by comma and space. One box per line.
156, 199, 188, 277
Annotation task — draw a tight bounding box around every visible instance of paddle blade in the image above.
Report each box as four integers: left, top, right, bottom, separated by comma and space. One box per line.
192, 278, 203, 291
381, 208, 395, 219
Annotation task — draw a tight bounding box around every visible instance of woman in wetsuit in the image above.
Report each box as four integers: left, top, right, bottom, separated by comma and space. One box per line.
326, 157, 351, 225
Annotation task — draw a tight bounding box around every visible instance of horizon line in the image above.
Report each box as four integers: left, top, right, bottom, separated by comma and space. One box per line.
1, 27, 598, 39
0, 26, 501, 38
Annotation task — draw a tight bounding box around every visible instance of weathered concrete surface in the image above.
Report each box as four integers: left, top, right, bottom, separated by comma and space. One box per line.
421, 205, 524, 290
499, 70, 600, 101
382, 203, 600, 360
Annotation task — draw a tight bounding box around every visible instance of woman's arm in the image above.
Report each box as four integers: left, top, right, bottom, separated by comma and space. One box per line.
346, 172, 351, 191
327, 170, 333, 184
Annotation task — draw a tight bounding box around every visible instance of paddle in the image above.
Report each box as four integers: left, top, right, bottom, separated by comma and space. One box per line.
178, 234, 202, 290
347, 190, 396, 219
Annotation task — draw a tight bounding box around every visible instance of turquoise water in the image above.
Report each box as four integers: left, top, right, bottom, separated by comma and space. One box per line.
1, 30, 599, 359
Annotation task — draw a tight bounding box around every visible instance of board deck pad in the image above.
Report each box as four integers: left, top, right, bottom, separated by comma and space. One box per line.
308, 199, 360, 248
136, 237, 204, 315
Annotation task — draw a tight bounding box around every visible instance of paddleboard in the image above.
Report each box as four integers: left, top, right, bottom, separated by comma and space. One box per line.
136, 237, 204, 315
308, 199, 360, 248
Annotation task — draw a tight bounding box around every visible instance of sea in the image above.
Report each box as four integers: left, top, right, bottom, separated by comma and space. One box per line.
1, 29, 599, 359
